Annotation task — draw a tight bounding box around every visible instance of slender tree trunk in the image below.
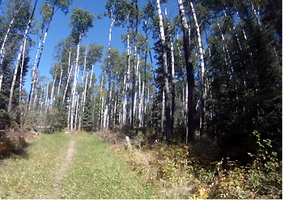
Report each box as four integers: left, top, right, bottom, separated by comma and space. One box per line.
0, 17, 15, 64
124, 13, 131, 126
44, 83, 49, 114
178, 0, 196, 143
88, 65, 94, 88
100, 73, 105, 129
156, 0, 172, 142
78, 66, 89, 131
104, 14, 115, 129
161, 90, 165, 140
50, 74, 56, 107
0, 3, 25, 64
190, 1, 206, 136
78, 46, 88, 131
70, 34, 82, 131
0, 75, 3, 93
63, 51, 72, 103
164, 4, 175, 138
28, 37, 42, 111
57, 64, 63, 98
19, 41, 26, 104
131, 1, 139, 129
8, 0, 38, 112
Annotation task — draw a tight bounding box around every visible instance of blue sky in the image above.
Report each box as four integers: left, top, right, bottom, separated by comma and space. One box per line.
24, 0, 179, 91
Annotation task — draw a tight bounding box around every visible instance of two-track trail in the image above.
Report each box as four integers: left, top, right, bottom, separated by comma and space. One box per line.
0, 132, 156, 199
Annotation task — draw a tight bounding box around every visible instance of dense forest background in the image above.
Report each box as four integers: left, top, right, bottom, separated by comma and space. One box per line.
0, 0, 282, 198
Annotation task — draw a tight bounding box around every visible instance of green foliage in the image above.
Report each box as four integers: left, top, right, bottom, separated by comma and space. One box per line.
206, 131, 282, 199
69, 7, 95, 41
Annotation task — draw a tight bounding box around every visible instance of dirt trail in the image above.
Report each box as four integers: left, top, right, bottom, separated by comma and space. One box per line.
50, 139, 76, 199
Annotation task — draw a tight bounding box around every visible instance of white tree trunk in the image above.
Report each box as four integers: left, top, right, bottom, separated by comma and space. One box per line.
50, 74, 56, 107
8, 0, 38, 112
8, 42, 24, 112
0, 75, 3, 93
0, 17, 15, 64
63, 51, 72, 103
161, 90, 165, 137
28, 38, 42, 111
78, 67, 89, 131
190, 1, 206, 135
44, 83, 50, 114
19, 36, 27, 104
78, 46, 88, 131
88, 65, 94, 89
57, 64, 63, 98
157, 0, 172, 140
100, 73, 105, 129
70, 35, 82, 131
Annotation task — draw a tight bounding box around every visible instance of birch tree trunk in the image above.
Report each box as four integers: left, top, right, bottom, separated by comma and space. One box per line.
78, 65, 89, 131
28, 38, 42, 111
19, 41, 26, 104
190, 1, 206, 136
100, 73, 105, 129
131, 1, 139, 129
57, 64, 63, 98
156, 0, 172, 141
0, 17, 15, 64
123, 13, 131, 126
0, 4, 24, 64
164, 4, 175, 137
44, 83, 50, 115
161, 90, 165, 139
63, 51, 72, 103
78, 46, 88, 131
8, 0, 38, 112
0, 75, 3, 93
178, 0, 196, 143
103, 13, 115, 129
70, 34, 82, 131
50, 75, 56, 107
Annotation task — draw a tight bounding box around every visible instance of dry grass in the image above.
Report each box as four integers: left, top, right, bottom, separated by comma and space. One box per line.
97, 129, 206, 199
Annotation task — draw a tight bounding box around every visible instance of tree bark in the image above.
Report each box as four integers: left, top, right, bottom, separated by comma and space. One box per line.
190, 1, 206, 136
178, 0, 196, 143
131, 1, 139, 129
70, 34, 82, 131
156, 0, 172, 142
57, 64, 63, 98
63, 51, 72, 103
8, 0, 38, 112
0, 75, 3, 93
164, 4, 175, 138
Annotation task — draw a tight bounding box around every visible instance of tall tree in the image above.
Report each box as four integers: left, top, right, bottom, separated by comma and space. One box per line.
8, 0, 38, 112
156, 0, 172, 142
178, 0, 196, 143
68, 7, 94, 132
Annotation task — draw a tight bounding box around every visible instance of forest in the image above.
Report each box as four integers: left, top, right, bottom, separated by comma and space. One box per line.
0, 0, 282, 199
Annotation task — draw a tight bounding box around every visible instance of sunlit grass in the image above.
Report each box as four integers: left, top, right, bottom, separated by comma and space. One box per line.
0, 132, 71, 199
60, 133, 157, 199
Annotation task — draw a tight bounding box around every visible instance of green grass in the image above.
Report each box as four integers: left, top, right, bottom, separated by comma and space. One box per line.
0, 132, 71, 199
0, 132, 157, 199
60, 133, 156, 199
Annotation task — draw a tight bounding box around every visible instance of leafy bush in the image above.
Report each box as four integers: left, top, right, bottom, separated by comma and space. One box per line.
207, 131, 282, 199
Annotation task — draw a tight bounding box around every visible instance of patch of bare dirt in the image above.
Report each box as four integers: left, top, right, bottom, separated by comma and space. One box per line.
49, 140, 76, 199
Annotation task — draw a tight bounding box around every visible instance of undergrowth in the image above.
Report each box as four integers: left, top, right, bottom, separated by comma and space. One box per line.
100, 129, 282, 199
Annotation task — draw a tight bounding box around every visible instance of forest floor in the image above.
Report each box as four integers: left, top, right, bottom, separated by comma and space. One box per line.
0, 130, 282, 199
0, 132, 157, 199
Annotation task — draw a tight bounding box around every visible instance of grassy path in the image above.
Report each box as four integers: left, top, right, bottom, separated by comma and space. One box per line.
0, 132, 156, 199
